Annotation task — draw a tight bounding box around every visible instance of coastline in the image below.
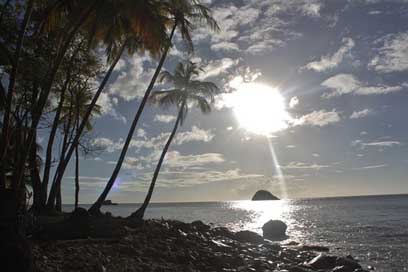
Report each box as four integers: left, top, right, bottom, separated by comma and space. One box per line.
31, 213, 370, 272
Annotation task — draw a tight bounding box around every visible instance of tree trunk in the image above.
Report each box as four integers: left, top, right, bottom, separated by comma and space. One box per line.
130, 105, 182, 219
74, 110, 80, 209
74, 144, 79, 209
46, 98, 73, 210
29, 130, 41, 212
41, 74, 70, 209
47, 40, 128, 209
88, 23, 178, 215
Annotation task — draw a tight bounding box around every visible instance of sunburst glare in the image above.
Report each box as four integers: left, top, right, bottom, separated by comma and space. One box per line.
224, 81, 293, 136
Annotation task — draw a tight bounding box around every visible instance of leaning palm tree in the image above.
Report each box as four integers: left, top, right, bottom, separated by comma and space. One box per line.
88, 0, 219, 215
129, 61, 219, 219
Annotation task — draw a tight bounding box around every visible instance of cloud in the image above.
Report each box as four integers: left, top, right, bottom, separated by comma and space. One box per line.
350, 109, 374, 119
211, 42, 240, 52
154, 115, 177, 123
353, 164, 388, 170
174, 126, 215, 145
124, 168, 266, 189
198, 58, 239, 80
91, 137, 123, 153
294, 109, 341, 127
129, 126, 215, 152
164, 151, 225, 168
289, 96, 299, 108
304, 37, 354, 71
108, 54, 154, 101
279, 162, 331, 170
321, 74, 404, 98
369, 32, 408, 73
353, 140, 402, 149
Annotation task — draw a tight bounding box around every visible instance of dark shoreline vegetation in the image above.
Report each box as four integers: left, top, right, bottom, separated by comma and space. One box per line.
28, 209, 370, 272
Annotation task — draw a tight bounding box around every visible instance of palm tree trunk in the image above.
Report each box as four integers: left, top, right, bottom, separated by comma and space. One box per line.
47, 40, 129, 210
46, 99, 73, 210
74, 110, 80, 209
74, 144, 79, 209
88, 23, 178, 215
130, 104, 183, 219
41, 74, 70, 209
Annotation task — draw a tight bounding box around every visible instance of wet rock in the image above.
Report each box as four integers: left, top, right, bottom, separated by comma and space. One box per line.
262, 220, 287, 239
299, 245, 330, 252
332, 265, 354, 272
191, 220, 210, 232
307, 254, 337, 269
336, 256, 362, 270
234, 230, 264, 244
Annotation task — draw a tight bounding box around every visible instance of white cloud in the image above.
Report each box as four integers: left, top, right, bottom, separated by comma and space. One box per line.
369, 32, 408, 73
280, 162, 331, 170
164, 151, 225, 168
353, 140, 402, 149
289, 96, 299, 108
353, 164, 388, 170
321, 74, 404, 98
294, 109, 341, 127
154, 115, 177, 123
350, 109, 374, 119
304, 37, 354, 71
321, 74, 360, 97
211, 42, 240, 52
198, 58, 239, 80
91, 137, 123, 153
361, 141, 401, 147
174, 126, 215, 145
130, 126, 215, 152
108, 54, 154, 101
126, 168, 266, 189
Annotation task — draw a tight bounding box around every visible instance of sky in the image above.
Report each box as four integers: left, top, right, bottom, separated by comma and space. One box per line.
57, 0, 408, 203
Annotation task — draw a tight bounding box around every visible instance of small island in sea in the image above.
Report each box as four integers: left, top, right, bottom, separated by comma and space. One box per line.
101, 199, 118, 206
252, 190, 280, 201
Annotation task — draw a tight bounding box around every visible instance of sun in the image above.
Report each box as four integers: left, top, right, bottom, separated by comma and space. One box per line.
225, 81, 292, 135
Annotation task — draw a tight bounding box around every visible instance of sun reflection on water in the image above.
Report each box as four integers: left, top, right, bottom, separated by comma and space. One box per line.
227, 200, 302, 241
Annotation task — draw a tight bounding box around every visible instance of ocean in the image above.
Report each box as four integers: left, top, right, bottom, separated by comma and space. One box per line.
66, 194, 408, 271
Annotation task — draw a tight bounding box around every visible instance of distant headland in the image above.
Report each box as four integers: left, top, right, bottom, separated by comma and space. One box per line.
251, 190, 280, 201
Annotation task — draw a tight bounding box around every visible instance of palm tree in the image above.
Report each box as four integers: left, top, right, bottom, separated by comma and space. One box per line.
69, 85, 102, 209
88, 0, 219, 215
130, 61, 219, 219
47, 0, 169, 210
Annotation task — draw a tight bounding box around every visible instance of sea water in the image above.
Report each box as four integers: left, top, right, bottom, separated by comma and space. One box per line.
65, 194, 408, 271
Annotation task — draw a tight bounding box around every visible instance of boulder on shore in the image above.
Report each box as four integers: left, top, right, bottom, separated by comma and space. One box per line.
251, 190, 279, 201
262, 220, 287, 239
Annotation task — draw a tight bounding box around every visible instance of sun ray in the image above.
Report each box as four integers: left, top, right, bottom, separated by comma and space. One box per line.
267, 137, 287, 199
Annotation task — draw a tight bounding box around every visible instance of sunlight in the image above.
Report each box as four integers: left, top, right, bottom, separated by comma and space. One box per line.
230, 200, 296, 234
225, 81, 292, 136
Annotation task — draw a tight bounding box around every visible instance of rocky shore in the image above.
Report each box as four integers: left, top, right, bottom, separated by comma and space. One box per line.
31, 212, 370, 272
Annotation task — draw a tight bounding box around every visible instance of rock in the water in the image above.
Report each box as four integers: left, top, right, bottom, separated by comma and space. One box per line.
234, 230, 264, 244
252, 190, 279, 201
262, 220, 287, 239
